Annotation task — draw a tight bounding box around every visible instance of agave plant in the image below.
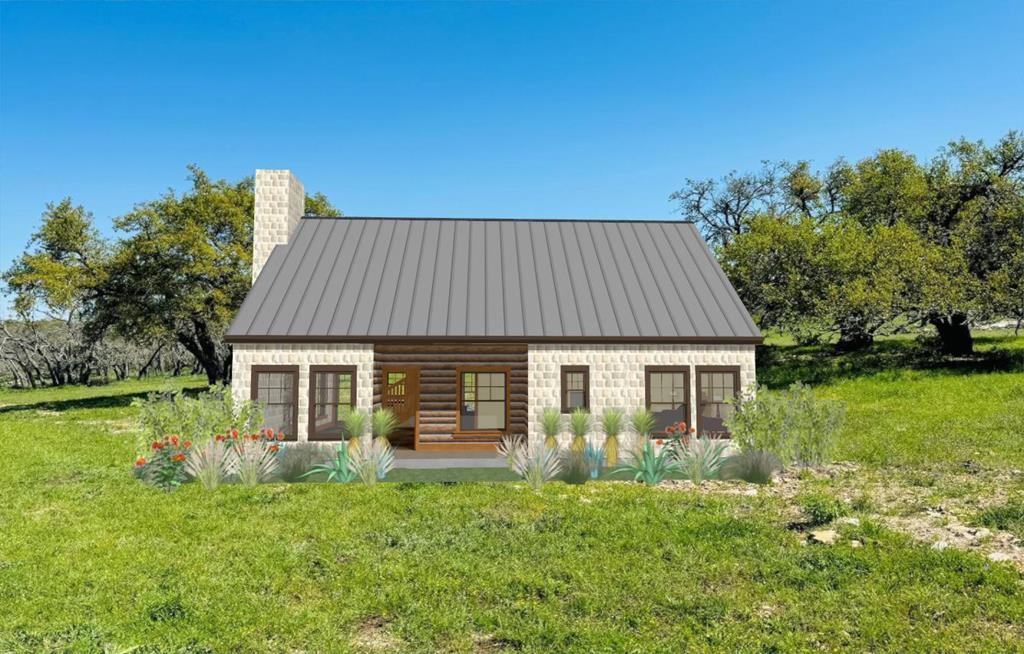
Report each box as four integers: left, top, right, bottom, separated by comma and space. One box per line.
371, 407, 399, 445
568, 408, 591, 453
232, 439, 279, 486
583, 440, 606, 479
301, 440, 358, 483
498, 435, 561, 491
600, 408, 625, 466
618, 439, 679, 486
675, 436, 730, 485
540, 408, 563, 449
342, 408, 368, 455
185, 440, 236, 490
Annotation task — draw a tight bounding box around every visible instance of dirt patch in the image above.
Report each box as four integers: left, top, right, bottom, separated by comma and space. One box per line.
474, 634, 523, 653
350, 616, 401, 652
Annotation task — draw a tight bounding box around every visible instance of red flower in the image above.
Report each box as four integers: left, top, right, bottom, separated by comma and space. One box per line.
276, 432, 285, 441
677, 422, 687, 432
169, 435, 179, 446
666, 425, 676, 434
151, 441, 164, 450
250, 434, 259, 441
183, 441, 192, 449
230, 428, 239, 438
269, 444, 280, 453
689, 426, 696, 434
135, 457, 146, 466
655, 439, 664, 445
171, 453, 186, 462
215, 434, 225, 442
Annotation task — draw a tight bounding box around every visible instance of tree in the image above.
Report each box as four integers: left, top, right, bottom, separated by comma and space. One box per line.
305, 192, 340, 217
88, 165, 339, 384
670, 161, 786, 247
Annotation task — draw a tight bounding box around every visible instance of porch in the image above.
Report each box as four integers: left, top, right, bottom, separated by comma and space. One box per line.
372, 343, 528, 451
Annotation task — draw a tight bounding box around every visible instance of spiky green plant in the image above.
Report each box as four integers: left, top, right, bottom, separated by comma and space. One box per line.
630, 407, 657, 441
618, 440, 679, 486
342, 408, 368, 454
231, 440, 278, 486
371, 407, 399, 445
568, 408, 591, 453
540, 408, 563, 449
497, 436, 561, 491
301, 441, 358, 483
184, 440, 236, 490
350, 436, 395, 485
600, 408, 625, 466
675, 436, 730, 485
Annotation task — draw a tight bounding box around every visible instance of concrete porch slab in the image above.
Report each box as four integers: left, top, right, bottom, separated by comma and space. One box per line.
393, 447, 506, 469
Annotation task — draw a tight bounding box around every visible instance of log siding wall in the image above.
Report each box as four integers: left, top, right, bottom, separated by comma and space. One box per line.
373, 344, 528, 443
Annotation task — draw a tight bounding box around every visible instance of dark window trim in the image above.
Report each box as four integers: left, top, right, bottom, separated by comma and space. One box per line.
455, 366, 511, 436
695, 365, 741, 436
250, 365, 300, 441
644, 365, 691, 435
307, 365, 357, 441
559, 365, 590, 413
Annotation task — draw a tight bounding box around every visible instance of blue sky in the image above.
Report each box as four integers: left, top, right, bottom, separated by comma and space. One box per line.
1, 1, 1022, 274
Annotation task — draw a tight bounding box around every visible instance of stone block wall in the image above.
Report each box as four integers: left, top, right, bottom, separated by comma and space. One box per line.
231, 343, 374, 442
253, 169, 304, 282
526, 344, 756, 445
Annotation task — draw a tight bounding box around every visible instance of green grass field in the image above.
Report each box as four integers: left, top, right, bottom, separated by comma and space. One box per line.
1, 333, 1022, 653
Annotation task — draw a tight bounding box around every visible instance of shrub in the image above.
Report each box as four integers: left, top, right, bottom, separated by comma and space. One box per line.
559, 447, 590, 485
136, 435, 192, 492
301, 441, 358, 483
726, 382, 845, 467
600, 408, 625, 465
975, 500, 1024, 539
185, 439, 236, 490
799, 491, 846, 526
568, 408, 591, 453
719, 450, 781, 484
278, 443, 332, 483
497, 436, 561, 491
135, 385, 263, 454
675, 436, 729, 485
619, 440, 679, 486
233, 437, 280, 486
540, 408, 563, 449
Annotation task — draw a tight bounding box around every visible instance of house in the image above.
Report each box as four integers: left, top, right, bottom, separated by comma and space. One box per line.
225, 170, 762, 450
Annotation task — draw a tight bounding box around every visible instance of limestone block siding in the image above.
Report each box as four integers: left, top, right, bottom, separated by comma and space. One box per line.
252, 170, 304, 282
527, 344, 756, 445
231, 343, 374, 442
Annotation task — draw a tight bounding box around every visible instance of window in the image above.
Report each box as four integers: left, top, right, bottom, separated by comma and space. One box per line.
308, 366, 356, 441
560, 366, 589, 412
251, 366, 299, 441
645, 366, 689, 434
458, 369, 507, 432
697, 367, 740, 436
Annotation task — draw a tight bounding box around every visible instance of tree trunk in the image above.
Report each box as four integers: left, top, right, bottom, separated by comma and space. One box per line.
929, 312, 974, 355
836, 315, 874, 352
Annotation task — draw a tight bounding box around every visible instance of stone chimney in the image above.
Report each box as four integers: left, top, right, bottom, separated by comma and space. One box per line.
253, 169, 304, 282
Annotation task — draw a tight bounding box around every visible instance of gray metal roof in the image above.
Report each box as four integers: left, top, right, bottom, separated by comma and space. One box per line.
225, 217, 761, 342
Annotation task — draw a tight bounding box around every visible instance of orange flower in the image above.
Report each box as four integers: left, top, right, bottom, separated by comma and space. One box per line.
655, 439, 664, 445
678, 422, 687, 432
215, 434, 225, 442
666, 425, 676, 434
169, 435, 179, 446
171, 453, 186, 462
689, 426, 696, 434
269, 444, 280, 453
183, 441, 192, 449
135, 457, 146, 466
151, 441, 164, 450
276, 432, 285, 441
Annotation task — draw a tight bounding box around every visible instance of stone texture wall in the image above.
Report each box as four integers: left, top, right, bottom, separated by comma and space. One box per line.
253, 169, 304, 282
231, 343, 374, 442
527, 344, 756, 445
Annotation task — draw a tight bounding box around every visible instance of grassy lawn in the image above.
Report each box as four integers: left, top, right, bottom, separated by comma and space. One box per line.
1, 335, 1023, 653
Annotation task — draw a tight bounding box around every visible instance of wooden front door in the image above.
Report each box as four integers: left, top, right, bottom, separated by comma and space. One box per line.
381, 367, 420, 427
